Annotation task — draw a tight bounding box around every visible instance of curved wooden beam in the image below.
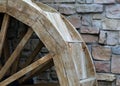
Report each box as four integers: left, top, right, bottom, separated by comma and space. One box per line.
0, 0, 97, 86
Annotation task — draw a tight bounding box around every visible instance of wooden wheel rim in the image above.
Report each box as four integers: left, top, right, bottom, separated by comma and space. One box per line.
0, 0, 97, 86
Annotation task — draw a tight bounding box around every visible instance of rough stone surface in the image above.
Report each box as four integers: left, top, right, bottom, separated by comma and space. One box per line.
102, 18, 120, 30
81, 15, 92, 26
106, 5, 120, 19
92, 45, 111, 60
94, 61, 110, 72
59, 4, 75, 15
112, 45, 120, 55
67, 15, 81, 28
81, 34, 98, 43
80, 26, 99, 34
93, 14, 103, 20
76, 4, 103, 13
99, 31, 119, 45
86, 0, 93, 3
77, 0, 85, 3
111, 55, 120, 73
94, 0, 115, 3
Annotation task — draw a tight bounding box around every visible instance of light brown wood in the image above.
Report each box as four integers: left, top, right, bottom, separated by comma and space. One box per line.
0, 28, 33, 80
0, 53, 54, 86
0, 14, 9, 57
0, 0, 98, 86
19, 60, 53, 84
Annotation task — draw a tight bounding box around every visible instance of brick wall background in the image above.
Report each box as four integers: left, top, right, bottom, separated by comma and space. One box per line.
35, 0, 120, 86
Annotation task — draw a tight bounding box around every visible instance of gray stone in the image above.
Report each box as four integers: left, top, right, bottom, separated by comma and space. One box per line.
59, 4, 75, 15
111, 55, 120, 73
81, 15, 92, 26
93, 14, 103, 20
86, 0, 93, 3
80, 26, 99, 34
92, 20, 102, 29
99, 31, 119, 45
76, 4, 103, 13
102, 18, 120, 30
112, 45, 120, 55
77, 0, 85, 3
94, 0, 115, 4
106, 5, 120, 19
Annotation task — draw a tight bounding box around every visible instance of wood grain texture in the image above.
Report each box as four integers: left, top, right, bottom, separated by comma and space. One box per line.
0, 53, 54, 86
0, 14, 9, 57
0, 28, 33, 80
0, 0, 98, 86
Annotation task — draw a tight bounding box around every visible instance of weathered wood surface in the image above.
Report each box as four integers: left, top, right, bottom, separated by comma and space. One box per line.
0, 28, 33, 80
0, 54, 54, 86
0, 0, 97, 86
0, 14, 9, 57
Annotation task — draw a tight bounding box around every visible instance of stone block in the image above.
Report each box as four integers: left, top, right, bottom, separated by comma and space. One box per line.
92, 45, 111, 60
93, 14, 103, 20
76, 4, 103, 13
92, 20, 102, 29
81, 34, 98, 43
81, 15, 92, 26
59, 4, 75, 15
106, 5, 120, 19
86, 0, 93, 3
99, 31, 119, 45
94, 61, 110, 72
80, 26, 99, 34
94, 0, 115, 4
111, 55, 120, 73
112, 45, 120, 55
67, 15, 81, 28
77, 0, 85, 3
102, 18, 120, 30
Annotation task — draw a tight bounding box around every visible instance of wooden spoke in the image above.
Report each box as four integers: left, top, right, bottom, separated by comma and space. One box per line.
0, 14, 10, 57
21, 83, 59, 86
0, 28, 33, 80
0, 53, 54, 86
19, 60, 54, 84
22, 41, 44, 68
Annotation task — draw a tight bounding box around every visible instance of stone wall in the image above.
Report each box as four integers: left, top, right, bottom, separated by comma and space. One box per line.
36, 0, 120, 85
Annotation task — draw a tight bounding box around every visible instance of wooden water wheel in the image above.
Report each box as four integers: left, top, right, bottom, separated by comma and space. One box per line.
0, 0, 98, 86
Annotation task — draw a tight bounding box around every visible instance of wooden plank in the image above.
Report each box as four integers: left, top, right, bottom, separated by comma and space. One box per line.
22, 41, 44, 68
0, 28, 33, 80
0, 14, 10, 57
19, 60, 54, 84
21, 83, 59, 86
0, 53, 54, 86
